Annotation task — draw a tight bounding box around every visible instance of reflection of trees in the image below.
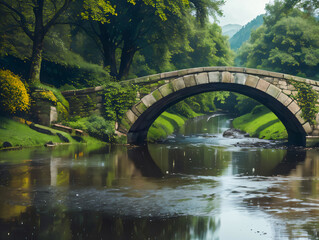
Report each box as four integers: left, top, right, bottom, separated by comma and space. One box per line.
148, 144, 231, 176
67, 213, 220, 240
240, 149, 319, 240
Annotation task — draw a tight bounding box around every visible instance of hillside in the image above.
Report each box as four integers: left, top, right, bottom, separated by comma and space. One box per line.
230, 14, 264, 50
222, 24, 242, 38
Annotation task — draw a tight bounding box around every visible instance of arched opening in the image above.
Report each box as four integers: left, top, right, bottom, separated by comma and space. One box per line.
126, 82, 307, 146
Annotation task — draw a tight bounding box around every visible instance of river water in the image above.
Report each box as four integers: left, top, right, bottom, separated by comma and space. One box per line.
0, 114, 319, 239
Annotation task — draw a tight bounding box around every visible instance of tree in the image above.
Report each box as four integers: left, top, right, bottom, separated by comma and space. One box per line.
236, 1, 319, 78
0, 0, 72, 85
78, 0, 224, 80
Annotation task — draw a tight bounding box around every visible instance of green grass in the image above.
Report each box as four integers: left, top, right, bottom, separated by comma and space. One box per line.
0, 117, 103, 149
232, 106, 288, 140
147, 112, 186, 142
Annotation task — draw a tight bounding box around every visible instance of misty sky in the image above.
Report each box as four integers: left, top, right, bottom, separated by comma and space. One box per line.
216, 0, 272, 26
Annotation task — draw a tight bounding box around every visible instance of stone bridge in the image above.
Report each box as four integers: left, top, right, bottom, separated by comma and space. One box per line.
62, 67, 319, 146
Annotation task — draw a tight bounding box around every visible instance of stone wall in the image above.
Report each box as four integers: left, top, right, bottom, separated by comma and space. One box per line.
61, 86, 104, 118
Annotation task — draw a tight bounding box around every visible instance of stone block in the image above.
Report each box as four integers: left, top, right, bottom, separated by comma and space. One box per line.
287, 84, 296, 91
149, 74, 161, 81
234, 73, 247, 85
256, 79, 270, 92
94, 86, 104, 92
195, 72, 209, 84
283, 74, 293, 80
135, 102, 147, 114
263, 77, 274, 84
161, 71, 179, 79
172, 78, 186, 91
204, 66, 225, 72
134, 76, 149, 83
177, 69, 189, 77
187, 67, 204, 74
245, 75, 259, 88
126, 110, 138, 124
269, 72, 284, 79
141, 94, 157, 108
303, 122, 313, 134
159, 83, 174, 97
208, 72, 221, 83
121, 115, 132, 130
221, 72, 234, 83
283, 97, 293, 106
288, 101, 301, 114
266, 85, 281, 98
283, 90, 292, 95
183, 75, 197, 87
245, 68, 270, 76
50, 106, 58, 124
151, 89, 163, 101
278, 80, 287, 86
131, 106, 141, 117
225, 67, 245, 73
277, 93, 289, 105
295, 110, 306, 125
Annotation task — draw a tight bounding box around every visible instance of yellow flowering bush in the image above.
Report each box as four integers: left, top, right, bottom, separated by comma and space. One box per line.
32, 90, 58, 104
0, 70, 30, 115
56, 102, 69, 121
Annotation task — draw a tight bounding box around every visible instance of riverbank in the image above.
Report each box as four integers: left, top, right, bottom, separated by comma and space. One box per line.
147, 111, 205, 142
0, 117, 103, 150
232, 105, 288, 140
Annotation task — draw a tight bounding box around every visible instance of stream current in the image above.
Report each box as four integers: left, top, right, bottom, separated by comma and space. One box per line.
0, 114, 319, 239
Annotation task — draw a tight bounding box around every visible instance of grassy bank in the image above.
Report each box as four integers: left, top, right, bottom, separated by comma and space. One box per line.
147, 112, 187, 142
0, 117, 103, 149
232, 106, 288, 140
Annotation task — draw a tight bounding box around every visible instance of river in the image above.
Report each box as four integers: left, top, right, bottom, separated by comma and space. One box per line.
0, 114, 318, 239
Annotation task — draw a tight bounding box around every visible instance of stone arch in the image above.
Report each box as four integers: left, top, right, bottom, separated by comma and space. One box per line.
119, 70, 310, 146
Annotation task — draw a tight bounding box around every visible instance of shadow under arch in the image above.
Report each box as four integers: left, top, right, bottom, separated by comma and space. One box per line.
126, 82, 307, 146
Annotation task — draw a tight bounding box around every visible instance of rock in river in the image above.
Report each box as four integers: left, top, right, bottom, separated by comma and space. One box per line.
223, 128, 249, 138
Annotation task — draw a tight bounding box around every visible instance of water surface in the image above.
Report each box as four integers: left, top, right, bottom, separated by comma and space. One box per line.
0, 114, 318, 239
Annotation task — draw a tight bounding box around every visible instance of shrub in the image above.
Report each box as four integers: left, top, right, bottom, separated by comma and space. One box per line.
64, 115, 115, 142
86, 115, 114, 142
104, 82, 138, 122
0, 69, 30, 115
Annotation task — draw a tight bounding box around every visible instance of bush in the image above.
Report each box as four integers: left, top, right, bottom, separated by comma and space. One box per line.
86, 115, 114, 142
0, 69, 30, 116
104, 82, 138, 122
64, 115, 115, 142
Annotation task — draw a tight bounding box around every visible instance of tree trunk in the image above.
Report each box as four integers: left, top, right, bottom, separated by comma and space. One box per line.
29, 0, 44, 85
99, 23, 118, 78
118, 40, 137, 80
29, 35, 44, 85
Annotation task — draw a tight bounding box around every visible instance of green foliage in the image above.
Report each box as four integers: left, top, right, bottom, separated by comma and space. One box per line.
0, 69, 30, 116
104, 82, 138, 122
235, 94, 261, 115
65, 115, 115, 142
288, 80, 319, 124
236, 1, 319, 79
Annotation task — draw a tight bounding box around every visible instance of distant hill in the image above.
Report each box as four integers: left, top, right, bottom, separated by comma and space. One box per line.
222, 24, 242, 38
230, 15, 264, 50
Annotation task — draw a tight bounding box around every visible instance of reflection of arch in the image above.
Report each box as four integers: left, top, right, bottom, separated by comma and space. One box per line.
120, 70, 310, 146
127, 146, 163, 178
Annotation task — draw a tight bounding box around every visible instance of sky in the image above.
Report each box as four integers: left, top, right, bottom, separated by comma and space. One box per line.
216, 0, 272, 26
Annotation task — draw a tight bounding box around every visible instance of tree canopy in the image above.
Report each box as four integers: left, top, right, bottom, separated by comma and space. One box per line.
236, 0, 319, 79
